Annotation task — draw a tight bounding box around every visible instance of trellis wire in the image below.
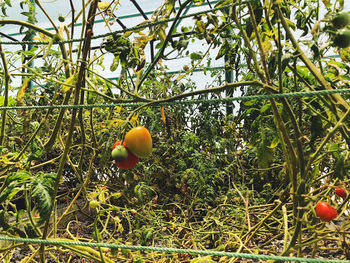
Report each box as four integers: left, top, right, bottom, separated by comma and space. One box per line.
0, 1, 252, 45
0, 236, 348, 263
1, 88, 350, 111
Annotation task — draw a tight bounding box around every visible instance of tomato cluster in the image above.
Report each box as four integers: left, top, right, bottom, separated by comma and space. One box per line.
112, 140, 139, 169
111, 126, 152, 169
314, 187, 348, 222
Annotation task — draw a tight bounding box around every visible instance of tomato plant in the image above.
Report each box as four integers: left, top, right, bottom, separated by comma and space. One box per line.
315, 201, 338, 222
113, 140, 139, 169
335, 188, 347, 198
124, 126, 152, 158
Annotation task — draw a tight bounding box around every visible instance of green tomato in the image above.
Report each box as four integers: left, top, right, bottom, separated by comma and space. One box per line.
58, 15, 65, 23
89, 200, 99, 209
111, 144, 128, 162
332, 12, 350, 29
334, 30, 350, 48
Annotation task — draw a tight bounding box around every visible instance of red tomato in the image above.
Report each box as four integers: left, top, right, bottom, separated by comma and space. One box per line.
113, 141, 139, 169
315, 201, 338, 222
124, 126, 152, 158
335, 188, 347, 198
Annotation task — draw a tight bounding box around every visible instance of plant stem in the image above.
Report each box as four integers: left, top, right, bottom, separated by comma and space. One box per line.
275, 2, 350, 113
34, 0, 59, 33
0, 20, 54, 38
39, 1, 99, 262
137, 0, 193, 89
247, 3, 270, 82
306, 105, 350, 176
0, 41, 10, 146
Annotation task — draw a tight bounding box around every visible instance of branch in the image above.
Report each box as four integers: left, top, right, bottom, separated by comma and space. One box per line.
0, 41, 10, 146
137, 0, 193, 89
40, 1, 100, 261
275, 2, 350, 113
0, 20, 55, 38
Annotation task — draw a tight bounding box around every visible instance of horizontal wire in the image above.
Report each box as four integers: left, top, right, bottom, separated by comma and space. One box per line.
1, 88, 350, 110
0, 1, 251, 45
0, 236, 347, 263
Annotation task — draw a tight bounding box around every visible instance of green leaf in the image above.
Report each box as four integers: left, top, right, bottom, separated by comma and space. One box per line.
216, 40, 229, 60
16, 209, 26, 223
256, 143, 274, 169
285, 17, 296, 31
177, 39, 189, 50
6, 171, 32, 184
31, 173, 56, 224
27, 140, 43, 162
0, 210, 10, 230
0, 181, 19, 203
190, 52, 202, 61
260, 103, 271, 113
243, 99, 257, 106
334, 153, 346, 180
195, 20, 206, 33
93, 228, 102, 241
256, 129, 274, 168
134, 184, 143, 203
1, 6, 8, 17
21, 11, 31, 17
281, 53, 293, 72
310, 115, 323, 147
110, 56, 119, 72
5, 0, 11, 7
24, 223, 40, 238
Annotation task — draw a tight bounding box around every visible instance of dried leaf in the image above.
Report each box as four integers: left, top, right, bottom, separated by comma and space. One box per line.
321, 0, 332, 8
17, 78, 30, 104
62, 74, 76, 93
268, 136, 280, 149
98, 2, 110, 10
160, 106, 166, 124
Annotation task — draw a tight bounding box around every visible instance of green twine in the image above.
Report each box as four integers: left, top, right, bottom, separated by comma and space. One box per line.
0, 2, 251, 45
1, 88, 350, 111
0, 236, 347, 263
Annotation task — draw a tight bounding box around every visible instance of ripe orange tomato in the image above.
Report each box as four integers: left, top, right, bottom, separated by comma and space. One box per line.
124, 126, 152, 158
315, 201, 338, 222
113, 140, 139, 169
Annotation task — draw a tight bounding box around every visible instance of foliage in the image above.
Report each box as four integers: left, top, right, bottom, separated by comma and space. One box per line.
0, 0, 350, 262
